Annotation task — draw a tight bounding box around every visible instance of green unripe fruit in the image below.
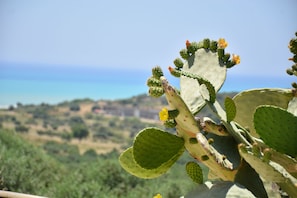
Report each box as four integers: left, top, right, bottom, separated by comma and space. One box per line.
173, 58, 184, 69
217, 48, 224, 58
262, 148, 272, 163
238, 144, 247, 153
189, 138, 198, 144
226, 60, 236, 68
152, 66, 164, 78
292, 82, 297, 88
289, 39, 297, 54
293, 55, 297, 63
164, 119, 177, 128
252, 143, 261, 157
203, 38, 210, 49
209, 40, 218, 52
180, 49, 189, 60
168, 109, 179, 119
147, 77, 161, 87
201, 155, 209, 161
207, 138, 214, 144
187, 42, 199, 54
149, 87, 164, 97
186, 162, 203, 184
169, 67, 181, 77
223, 53, 231, 63
287, 68, 294, 75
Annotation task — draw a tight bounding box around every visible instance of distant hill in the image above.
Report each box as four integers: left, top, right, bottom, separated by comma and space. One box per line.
0, 92, 237, 154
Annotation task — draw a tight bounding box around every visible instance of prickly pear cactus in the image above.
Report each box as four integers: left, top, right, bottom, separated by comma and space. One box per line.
119, 34, 297, 197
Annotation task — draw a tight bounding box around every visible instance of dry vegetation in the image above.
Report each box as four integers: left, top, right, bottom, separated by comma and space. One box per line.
0, 95, 164, 154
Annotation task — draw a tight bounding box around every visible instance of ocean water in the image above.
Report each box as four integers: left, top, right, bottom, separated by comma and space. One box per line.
0, 62, 294, 107
0, 63, 155, 107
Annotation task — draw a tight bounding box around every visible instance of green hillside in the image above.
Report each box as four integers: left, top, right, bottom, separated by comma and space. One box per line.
0, 93, 236, 197
0, 128, 198, 197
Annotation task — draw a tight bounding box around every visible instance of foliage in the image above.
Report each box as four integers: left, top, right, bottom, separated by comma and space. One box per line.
120, 35, 297, 197
93, 126, 113, 140
71, 123, 89, 140
69, 103, 80, 111
0, 128, 196, 197
0, 129, 64, 196
68, 116, 89, 140
43, 141, 81, 164
14, 124, 29, 133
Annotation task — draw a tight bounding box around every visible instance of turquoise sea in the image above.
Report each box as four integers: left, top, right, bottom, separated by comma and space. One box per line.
0, 62, 294, 108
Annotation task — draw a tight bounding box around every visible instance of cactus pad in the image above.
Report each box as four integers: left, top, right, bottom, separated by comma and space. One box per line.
161, 76, 236, 180
180, 48, 226, 114
238, 145, 297, 197
233, 88, 293, 137
133, 127, 185, 169
253, 105, 297, 157
238, 145, 286, 183
225, 97, 236, 122
186, 161, 203, 184
119, 147, 174, 179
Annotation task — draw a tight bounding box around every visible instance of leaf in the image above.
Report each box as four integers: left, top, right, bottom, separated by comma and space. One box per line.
225, 97, 236, 122
186, 162, 203, 184
119, 147, 173, 179
133, 127, 185, 169
254, 105, 297, 157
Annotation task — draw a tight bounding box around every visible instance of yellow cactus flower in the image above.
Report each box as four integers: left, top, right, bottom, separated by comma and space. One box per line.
218, 38, 228, 49
232, 54, 241, 64
153, 193, 162, 198
159, 108, 169, 121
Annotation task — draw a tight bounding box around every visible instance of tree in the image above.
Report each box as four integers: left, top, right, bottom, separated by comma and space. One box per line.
69, 103, 80, 111
71, 124, 89, 140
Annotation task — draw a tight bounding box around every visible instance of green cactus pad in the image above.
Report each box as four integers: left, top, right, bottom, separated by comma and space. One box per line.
254, 105, 297, 157
180, 48, 226, 114
161, 76, 236, 181
238, 145, 286, 182
238, 145, 297, 197
225, 97, 236, 122
160, 76, 200, 135
119, 147, 172, 179
233, 88, 293, 137
270, 150, 297, 178
133, 127, 185, 169
186, 161, 203, 184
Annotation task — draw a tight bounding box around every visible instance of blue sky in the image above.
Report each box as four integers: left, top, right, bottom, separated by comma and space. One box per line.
0, 0, 297, 105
